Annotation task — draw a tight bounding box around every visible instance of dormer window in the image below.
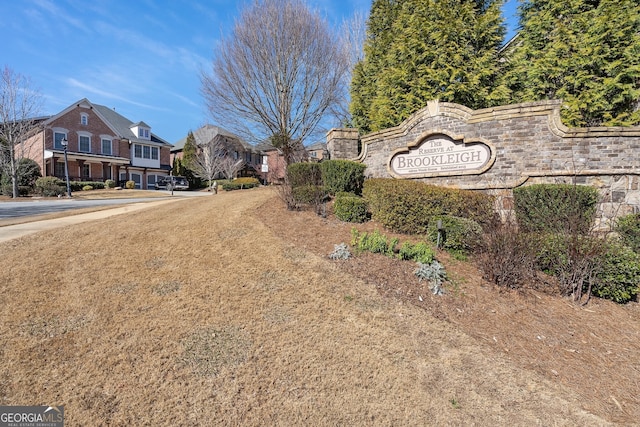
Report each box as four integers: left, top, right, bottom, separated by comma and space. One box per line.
81, 113, 88, 126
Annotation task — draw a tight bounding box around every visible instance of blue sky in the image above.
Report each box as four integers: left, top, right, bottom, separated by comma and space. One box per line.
1, 0, 519, 145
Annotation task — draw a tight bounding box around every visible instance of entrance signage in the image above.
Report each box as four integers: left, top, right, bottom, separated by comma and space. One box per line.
388, 135, 493, 178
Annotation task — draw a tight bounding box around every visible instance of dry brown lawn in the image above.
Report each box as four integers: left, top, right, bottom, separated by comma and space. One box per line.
0, 187, 637, 425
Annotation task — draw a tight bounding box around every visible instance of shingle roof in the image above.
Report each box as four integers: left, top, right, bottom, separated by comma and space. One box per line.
173, 124, 244, 152
92, 104, 171, 146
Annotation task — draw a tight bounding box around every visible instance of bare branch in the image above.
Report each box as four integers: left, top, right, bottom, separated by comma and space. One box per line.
200, 0, 349, 165
0, 66, 43, 198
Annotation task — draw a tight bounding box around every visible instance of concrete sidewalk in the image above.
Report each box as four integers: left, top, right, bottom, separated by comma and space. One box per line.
0, 199, 179, 244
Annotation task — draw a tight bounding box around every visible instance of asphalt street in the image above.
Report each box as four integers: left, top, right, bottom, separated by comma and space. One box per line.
0, 191, 210, 220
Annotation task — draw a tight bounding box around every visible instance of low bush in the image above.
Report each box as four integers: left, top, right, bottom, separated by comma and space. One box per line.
351, 228, 398, 257
320, 160, 366, 196
397, 241, 435, 264
105, 179, 116, 189
478, 219, 538, 290
426, 216, 483, 253
415, 260, 446, 295
287, 162, 322, 188
290, 184, 327, 204
234, 177, 260, 187
70, 181, 105, 191
362, 178, 494, 234
35, 177, 65, 197
222, 179, 260, 191
333, 192, 368, 223
125, 180, 136, 189
82, 185, 93, 191
591, 243, 640, 303
513, 184, 598, 234
615, 214, 640, 253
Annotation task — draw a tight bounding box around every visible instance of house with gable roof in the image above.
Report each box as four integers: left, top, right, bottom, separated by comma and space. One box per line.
28, 98, 173, 189
172, 124, 264, 180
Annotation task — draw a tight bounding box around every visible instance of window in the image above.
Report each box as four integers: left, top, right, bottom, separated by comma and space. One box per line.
134, 144, 142, 158
144, 129, 149, 138
54, 162, 65, 177
151, 147, 159, 160
79, 135, 90, 152
81, 114, 88, 126
138, 128, 144, 138
54, 132, 66, 149
82, 163, 90, 179
101, 139, 112, 155
143, 146, 150, 159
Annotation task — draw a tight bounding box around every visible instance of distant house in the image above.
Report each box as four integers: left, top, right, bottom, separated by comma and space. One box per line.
172, 124, 264, 180
306, 141, 328, 162
24, 98, 173, 189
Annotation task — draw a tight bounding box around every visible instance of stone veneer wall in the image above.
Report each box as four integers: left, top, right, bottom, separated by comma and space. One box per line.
327, 100, 640, 218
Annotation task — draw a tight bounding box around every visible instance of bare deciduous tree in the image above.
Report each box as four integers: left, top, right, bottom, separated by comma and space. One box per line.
331, 10, 367, 126
0, 66, 43, 198
200, 0, 349, 165
191, 133, 247, 186
190, 139, 225, 190
220, 156, 244, 181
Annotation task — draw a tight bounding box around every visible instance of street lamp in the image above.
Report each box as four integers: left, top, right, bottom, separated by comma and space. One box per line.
60, 137, 72, 198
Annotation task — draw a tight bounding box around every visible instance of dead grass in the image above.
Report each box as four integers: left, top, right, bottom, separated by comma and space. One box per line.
0, 187, 635, 425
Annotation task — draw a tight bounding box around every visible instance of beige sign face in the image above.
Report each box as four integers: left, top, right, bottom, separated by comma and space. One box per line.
389, 136, 492, 178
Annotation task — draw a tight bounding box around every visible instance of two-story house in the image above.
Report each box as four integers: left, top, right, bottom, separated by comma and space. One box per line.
28, 98, 173, 189
172, 124, 263, 180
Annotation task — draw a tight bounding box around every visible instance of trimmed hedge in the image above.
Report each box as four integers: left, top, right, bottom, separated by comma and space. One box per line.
222, 177, 260, 191
362, 178, 494, 234
615, 214, 640, 253
333, 192, 368, 223
70, 181, 105, 191
592, 243, 640, 303
513, 184, 598, 234
320, 160, 366, 196
426, 215, 483, 253
35, 177, 65, 196
287, 162, 322, 188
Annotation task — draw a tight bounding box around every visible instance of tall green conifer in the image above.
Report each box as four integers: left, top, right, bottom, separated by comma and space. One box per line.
508, 0, 640, 127
350, 0, 507, 133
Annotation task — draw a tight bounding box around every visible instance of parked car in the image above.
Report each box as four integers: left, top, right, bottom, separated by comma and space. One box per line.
155, 176, 189, 191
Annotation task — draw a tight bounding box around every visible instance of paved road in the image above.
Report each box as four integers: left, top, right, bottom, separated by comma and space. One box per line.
0, 191, 210, 219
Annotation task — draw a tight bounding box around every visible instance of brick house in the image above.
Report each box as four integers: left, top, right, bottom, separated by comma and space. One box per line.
28, 98, 173, 189
172, 124, 264, 180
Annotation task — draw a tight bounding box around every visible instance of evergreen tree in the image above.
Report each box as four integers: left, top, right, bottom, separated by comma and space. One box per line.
350, 0, 401, 133
350, 0, 508, 133
508, 0, 640, 127
181, 131, 202, 188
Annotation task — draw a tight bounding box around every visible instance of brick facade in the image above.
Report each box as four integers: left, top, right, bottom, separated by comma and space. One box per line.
327, 100, 640, 219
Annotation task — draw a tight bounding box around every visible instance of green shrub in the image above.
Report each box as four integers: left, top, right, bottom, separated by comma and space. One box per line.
513, 184, 598, 234
287, 162, 322, 188
591, 243, 640, 303
290, 184, 326, 204
426, 216, 483, 253
351, 228, 398, 257
320, 160, 366, 196
362, 178, 494, 234
234, 177, 260, 187
105, 179, 116, 189
415, 260, 446, 295
219, 178, 259, 191
82, 185, 93, 191
125, 180, 135, 189
70, 181, 105, 191
16, 158, 41, 187
397, 241, 435, 264
35, 177, 65, 197
333, 192, 368, 223
615, 214, 640, 253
